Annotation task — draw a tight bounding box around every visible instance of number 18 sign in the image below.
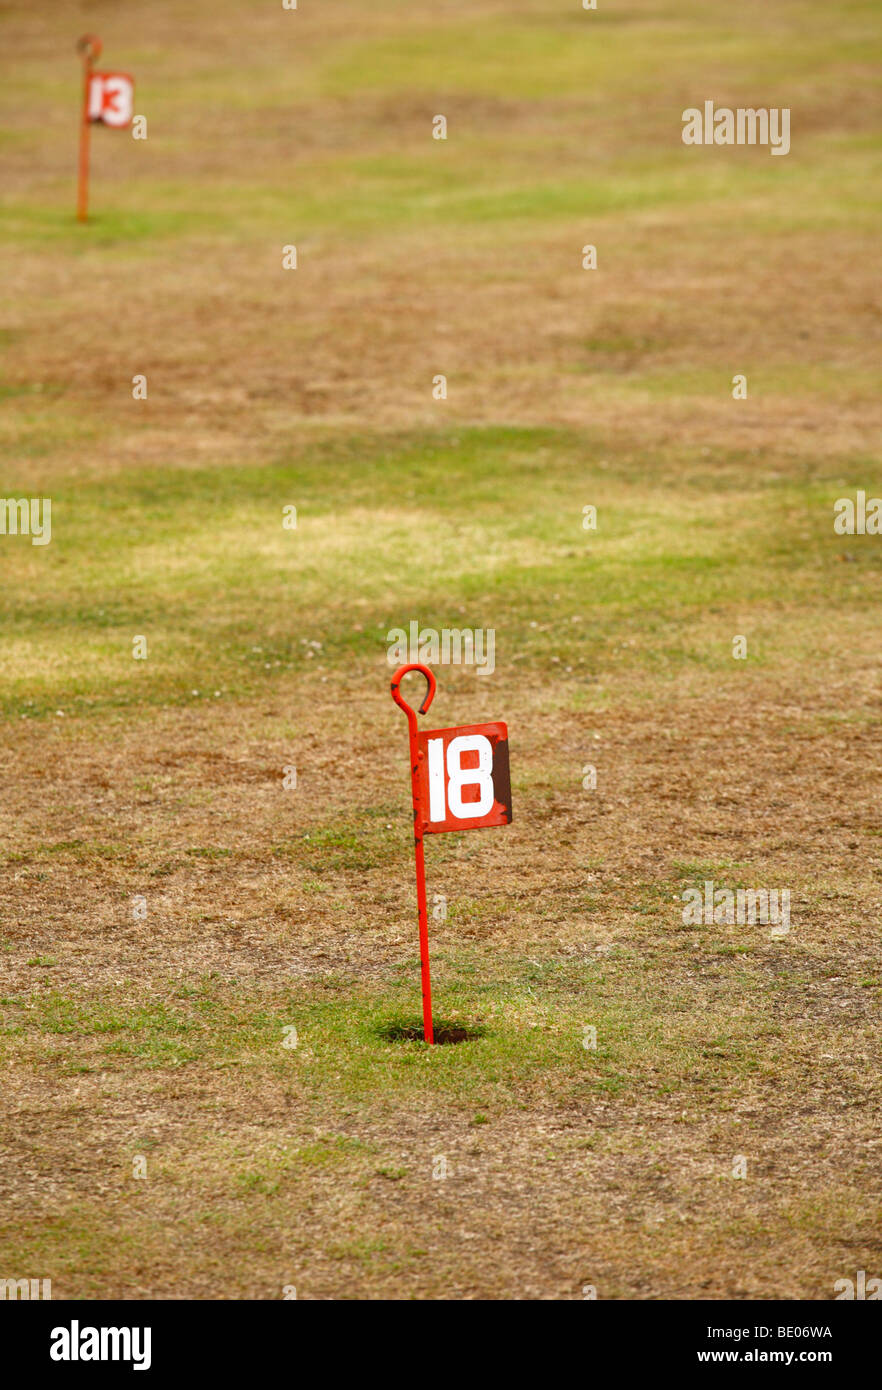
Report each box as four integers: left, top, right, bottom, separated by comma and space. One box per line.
391, 663, 512, 1043
419, 723, 511, 833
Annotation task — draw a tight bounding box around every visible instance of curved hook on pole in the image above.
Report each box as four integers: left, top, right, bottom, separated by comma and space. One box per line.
390, 663, 436, 726
77, 34, 103, 64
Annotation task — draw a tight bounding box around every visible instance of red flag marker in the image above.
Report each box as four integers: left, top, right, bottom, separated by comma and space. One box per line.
390, 663, 512, 1044
76, 35, 134, 221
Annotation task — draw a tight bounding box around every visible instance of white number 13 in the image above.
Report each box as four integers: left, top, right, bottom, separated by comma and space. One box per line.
427, 735, 494, 821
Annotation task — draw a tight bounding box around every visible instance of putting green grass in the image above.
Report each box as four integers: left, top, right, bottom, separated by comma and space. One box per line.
2, 424, 880, 717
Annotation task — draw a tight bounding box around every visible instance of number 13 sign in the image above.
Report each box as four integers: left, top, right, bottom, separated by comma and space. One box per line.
75, 35, 135, 222
391, 663, 512, 1043
88, 72, 135, 128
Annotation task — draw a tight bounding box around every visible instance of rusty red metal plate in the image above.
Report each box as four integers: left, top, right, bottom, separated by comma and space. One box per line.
88, 72, 135, 126
416, 721, 511, 834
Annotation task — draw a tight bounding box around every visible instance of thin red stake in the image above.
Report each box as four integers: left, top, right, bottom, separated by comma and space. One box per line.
391, 663, 437, 1044
76, 35, 102, 222
412, 797, 433, 1044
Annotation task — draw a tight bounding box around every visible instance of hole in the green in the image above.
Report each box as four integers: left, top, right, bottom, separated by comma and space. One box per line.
375, 1018, 485, 1046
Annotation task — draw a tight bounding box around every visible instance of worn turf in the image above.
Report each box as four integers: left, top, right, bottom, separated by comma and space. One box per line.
0, 0, 880, 1299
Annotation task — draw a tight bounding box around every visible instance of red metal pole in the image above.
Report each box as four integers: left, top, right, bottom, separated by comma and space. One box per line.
391, 664, 437, 1044
76, 35, 101, 222
409, 732, 433, 1044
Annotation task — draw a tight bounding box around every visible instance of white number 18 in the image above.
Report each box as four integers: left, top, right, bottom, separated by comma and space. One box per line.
426, 735, 494, 822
